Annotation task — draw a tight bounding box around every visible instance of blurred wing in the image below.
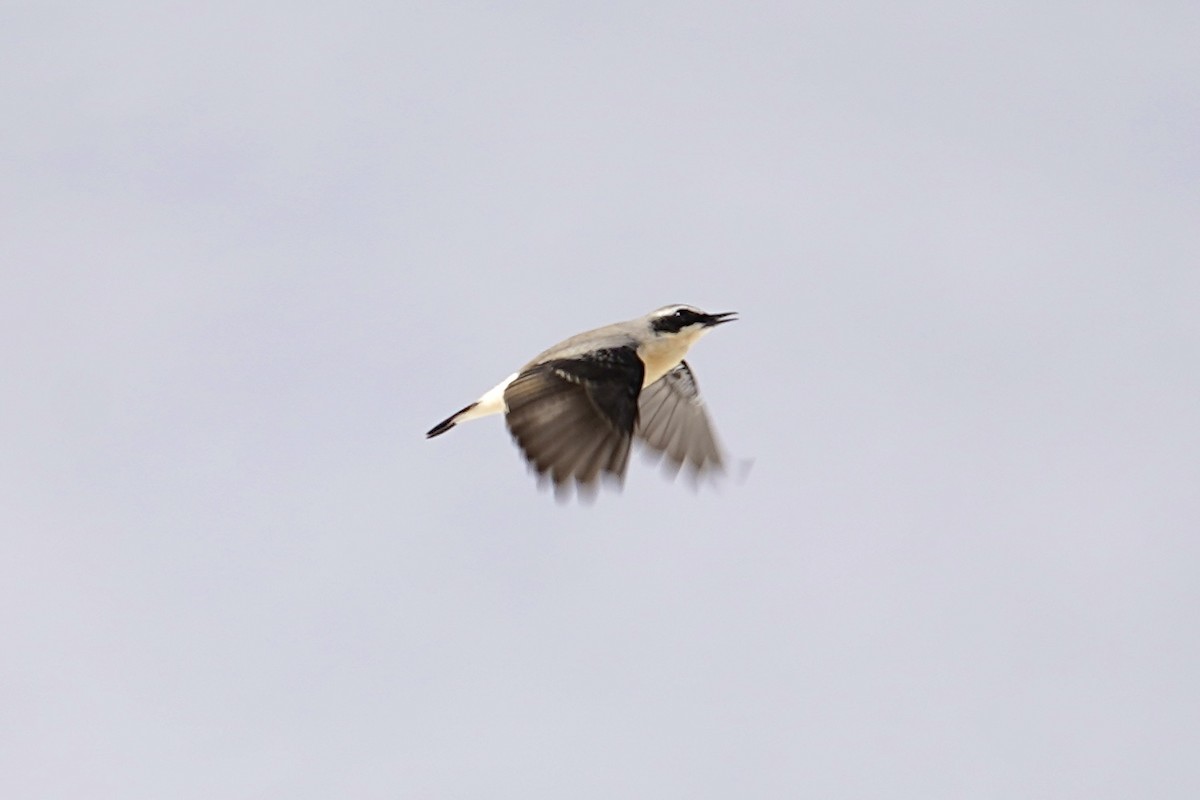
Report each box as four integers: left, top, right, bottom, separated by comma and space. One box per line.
504, 347, 643, 499
635, 361, 724, 475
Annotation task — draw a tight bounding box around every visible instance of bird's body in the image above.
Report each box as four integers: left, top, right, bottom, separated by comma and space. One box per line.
426, 304, 735, 499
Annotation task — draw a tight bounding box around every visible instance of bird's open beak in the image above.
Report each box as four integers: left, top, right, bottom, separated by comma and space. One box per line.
705, 311, 738, 327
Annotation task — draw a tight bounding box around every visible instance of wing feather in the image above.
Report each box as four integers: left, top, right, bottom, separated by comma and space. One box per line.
635, 361, 725, 477
503, 348, 643, 499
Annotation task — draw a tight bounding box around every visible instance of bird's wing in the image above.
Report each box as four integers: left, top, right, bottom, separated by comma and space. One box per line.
635, 361, 724, 476
504, 347, 644, 499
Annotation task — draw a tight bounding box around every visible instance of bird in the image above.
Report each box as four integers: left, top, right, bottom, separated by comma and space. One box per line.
425, 304, 737, 500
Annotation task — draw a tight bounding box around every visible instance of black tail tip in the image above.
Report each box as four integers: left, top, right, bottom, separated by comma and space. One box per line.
426, 419, 455, 438
426, 402, 478, 439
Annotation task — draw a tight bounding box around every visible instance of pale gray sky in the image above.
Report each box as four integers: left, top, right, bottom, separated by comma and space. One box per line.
3, 2, 1199, 798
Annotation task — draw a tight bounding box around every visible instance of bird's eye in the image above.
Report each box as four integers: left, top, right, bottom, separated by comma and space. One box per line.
674, 309, 688, 318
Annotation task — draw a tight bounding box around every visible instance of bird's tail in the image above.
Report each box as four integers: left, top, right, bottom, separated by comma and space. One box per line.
426, 402, 478, 438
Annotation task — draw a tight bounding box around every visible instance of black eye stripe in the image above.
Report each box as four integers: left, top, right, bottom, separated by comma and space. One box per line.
651, 308, 703, 333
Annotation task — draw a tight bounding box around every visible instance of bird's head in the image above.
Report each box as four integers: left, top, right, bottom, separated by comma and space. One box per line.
646, 305, 738, 339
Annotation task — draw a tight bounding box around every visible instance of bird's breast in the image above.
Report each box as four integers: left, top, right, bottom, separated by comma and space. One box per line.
637, 332, 702, 387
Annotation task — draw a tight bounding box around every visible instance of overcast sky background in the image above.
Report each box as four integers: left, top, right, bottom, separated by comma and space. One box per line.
3, 2, 1199, 798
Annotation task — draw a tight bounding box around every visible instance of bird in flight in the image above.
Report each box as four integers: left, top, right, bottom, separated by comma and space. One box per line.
426, 304, 737, 500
